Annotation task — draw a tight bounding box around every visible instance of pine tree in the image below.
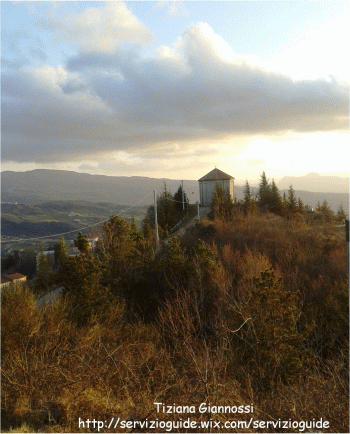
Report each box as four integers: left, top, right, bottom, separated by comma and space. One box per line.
173, 185, 189, 218
297, 198, 305, 215
211, 182, 234, 220
231, 269, 312, 385
130, 215, 144, 244
243, 180, 253, 214
2, 251, 20, 271
141, 212, 153, 240
320, 200, 335, 222
269, 179, 283, 214
257, 171, 271, 210
101, 216, 136, 265
130, 215, 138, 233
243, 268, 306, 383
336, 204, 347, 222
35, 245, 53, 291
287, 185, 298, 213
157, 182, 177, 233
282, 192, 288, 209
75, 231, 90, 253
55, 236, 68, 265
59, 254, 111, 326
99, 215, 151, 294
159, 238, 192, 292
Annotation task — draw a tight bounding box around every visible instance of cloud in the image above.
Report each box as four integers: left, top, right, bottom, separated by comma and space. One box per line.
266, 11, 350, 83
77, 162, 100, 172
39, 2, 153, 53
1, 29, 41, 71
81, 148, 211, 177
155, 1, 188, 18
2, 21, 348, 165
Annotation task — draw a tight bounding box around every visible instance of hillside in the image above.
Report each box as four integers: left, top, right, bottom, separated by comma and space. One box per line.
1, 170, 199, 206
278, 172, 349, 193
2, 169, 349, 212
2, 212, 348, 433
1, 219, 77, 238
0, 201, 146, 239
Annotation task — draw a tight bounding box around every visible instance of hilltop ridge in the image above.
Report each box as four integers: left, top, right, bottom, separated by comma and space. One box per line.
1, 169, 348, 212
277, 172, 349, 193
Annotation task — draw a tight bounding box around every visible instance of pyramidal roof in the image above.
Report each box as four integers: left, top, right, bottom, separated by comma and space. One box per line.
198, 168, 234, 182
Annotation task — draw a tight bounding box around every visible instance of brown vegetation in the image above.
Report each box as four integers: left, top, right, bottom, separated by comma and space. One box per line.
1, 212, 348, 432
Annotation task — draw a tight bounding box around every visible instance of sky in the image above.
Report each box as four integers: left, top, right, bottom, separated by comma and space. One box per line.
1, 1, 349, 182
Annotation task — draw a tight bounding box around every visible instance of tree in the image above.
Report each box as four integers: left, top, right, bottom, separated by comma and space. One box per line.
157, 183, 177, 233
100, 215, 140, 269
336, 204, 347, 222
282, 192, 288, 209
16, 248, 37, 279
297, 198, 305, 215
98, 215, 151, 295
191, 239, 224, 334
142, 183, 187, 237
257, 172, 271, 210
159, 237, 193, 292
59, 254, 111, 326
211, 182, 234, 221
240, 268, 307, 384
173, 185, 189, 218
269, 179, 283, 215
319, 200, 335, 223
130, 215, 138, 233
141, 211, 153, 240
35, 245, 53, 292
1, 250, 20, 271
125, 237, 191, 320
287, 185, 298, 213
243, 180, 254, 214
55, 236, 68, 265
74, 231, 90, 253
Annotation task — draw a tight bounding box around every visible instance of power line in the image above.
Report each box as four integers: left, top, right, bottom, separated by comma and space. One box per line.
169, 197, 189, 204
1, 192, 153, 244
153, 195, 189, 204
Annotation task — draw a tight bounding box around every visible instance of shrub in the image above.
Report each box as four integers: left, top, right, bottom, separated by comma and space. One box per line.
305, 278, 349, 360
58, 254, 112, 326
1, 285, 40, 358
232, 268, 310, 387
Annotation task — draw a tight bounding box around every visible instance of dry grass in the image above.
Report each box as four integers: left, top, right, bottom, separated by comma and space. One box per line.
1, 214, 348, 432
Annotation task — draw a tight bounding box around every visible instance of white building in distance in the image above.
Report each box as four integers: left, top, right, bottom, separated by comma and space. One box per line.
198, 168, 235, 206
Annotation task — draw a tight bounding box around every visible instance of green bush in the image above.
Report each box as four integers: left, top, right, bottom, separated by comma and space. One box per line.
234, 268, 311, 386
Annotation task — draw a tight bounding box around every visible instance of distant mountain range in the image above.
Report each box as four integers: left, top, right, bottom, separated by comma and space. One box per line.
1, 169, 199, 206
277, 172, 349, 193
1, 169, 349, 212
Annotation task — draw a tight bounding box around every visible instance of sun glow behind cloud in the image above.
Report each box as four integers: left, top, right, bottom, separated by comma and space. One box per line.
1, 2, 349, 180
266, 11, 350, 82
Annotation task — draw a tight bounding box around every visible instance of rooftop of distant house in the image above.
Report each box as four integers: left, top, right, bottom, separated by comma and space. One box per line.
198, 168, 235, 182
4, 273, 27, 281
1, 276, 11, 285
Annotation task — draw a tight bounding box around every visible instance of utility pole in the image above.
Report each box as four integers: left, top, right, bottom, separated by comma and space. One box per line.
182, 180, 185, 211
346, 219, 349, 272
154, 190, 159, 250
197, 201, 200, 222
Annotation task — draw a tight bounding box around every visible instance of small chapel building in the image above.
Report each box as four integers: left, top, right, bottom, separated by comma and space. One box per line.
198, 168, 235, 206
